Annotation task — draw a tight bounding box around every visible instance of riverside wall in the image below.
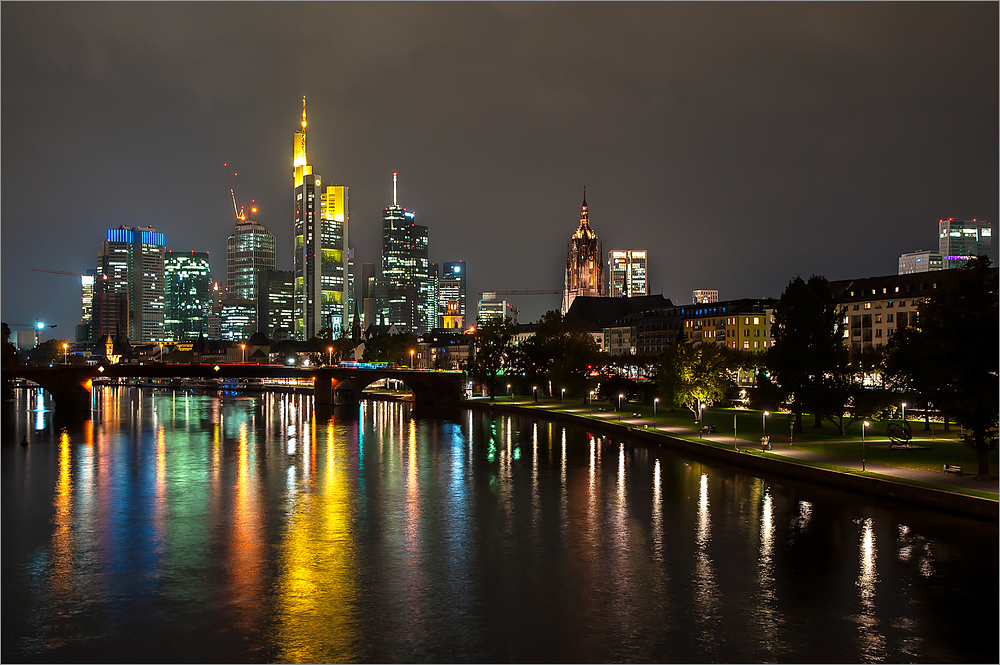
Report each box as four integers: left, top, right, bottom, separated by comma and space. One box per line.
468, 400, 998, 522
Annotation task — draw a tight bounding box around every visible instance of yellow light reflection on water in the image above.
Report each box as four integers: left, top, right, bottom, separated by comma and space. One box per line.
856, 517, 885, 660
275, 416, 358, 663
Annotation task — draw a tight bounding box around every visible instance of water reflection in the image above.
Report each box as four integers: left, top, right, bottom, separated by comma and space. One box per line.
2, 389, 996, 664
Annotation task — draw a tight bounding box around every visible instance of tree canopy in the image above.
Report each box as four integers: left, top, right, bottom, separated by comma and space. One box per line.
886, 257, 998, 478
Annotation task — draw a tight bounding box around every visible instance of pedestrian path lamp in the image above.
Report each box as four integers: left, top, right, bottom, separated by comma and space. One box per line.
901, 402, 907, 423
533, 386, 538, 403
762, 410, 769, 437
561, 388, 565, 401
240, 343, 246, 364
618, 393, 624, 420
63, 343, 69, 365
328, 346, 334, 365
862, 421, 869, 471
653, 397, 659, 426
507, 383, 512, 402
734, 413, 738, 450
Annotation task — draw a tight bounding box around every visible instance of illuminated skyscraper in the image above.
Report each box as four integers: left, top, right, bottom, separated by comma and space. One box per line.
562, 190, 604, 315
292, 97, 350, 339
608, 250, 647, 298
438, 260, 467, 329
227, 212, 275, 301
381, 173, 432, 334
164, 251, 213, 342
75, 270, 97, 342
96, 226, 165, 341
938, 218, 992, 269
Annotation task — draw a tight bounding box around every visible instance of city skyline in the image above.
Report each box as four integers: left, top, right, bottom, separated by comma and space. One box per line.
2, 3, 997, 336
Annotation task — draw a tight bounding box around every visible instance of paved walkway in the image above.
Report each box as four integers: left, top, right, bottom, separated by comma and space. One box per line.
510, 402, 999, 495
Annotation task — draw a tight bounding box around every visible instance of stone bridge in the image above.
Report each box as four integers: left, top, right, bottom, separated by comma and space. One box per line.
3, 364, 467, 413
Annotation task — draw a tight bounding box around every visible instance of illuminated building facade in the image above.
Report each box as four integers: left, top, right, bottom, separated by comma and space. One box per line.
438, 260, 467, 329
292, 97, 350, 340
477, 294, 518, 325
381, 173, 433, 334
164, 250, 213, 342
562, 190, 604, 315
75, 270, 97, 342
692, 290, 718, 304
938, 218, 992, 269
898, 250, 943, 275
257, 269, 295, 342
96, 226, 165, 341
227, 215, 276, 300
608, 250, 647, 298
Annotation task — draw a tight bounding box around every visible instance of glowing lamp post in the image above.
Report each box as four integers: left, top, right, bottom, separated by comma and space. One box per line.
618, 393, 624, 420
533, 386, 538, 403
901, 402, 907, 423
158, 343, 163, 363
653, 397, 659, 426
862, 420, 869, 471
561, 388, 565, 402
240, 343, 246, 364
507, 383, 512, 402
328, 346, 334, 366
63, 343, 69, 365
410, 349, 415, 369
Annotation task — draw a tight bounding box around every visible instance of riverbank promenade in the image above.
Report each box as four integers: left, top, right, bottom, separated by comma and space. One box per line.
468, 396, 999, 501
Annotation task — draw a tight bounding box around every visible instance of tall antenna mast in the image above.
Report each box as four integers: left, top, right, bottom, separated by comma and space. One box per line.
393, 172, 397, 205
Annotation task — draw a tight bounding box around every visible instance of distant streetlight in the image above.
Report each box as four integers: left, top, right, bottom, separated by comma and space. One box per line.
653, 397, 659, 426
410, 349, 415, 369
561, 387, 565, 401
618, 393, 624, 420
862, 420, 869, 471
158, 342, 163, 363
589, 390, 595, 414
328, 346, 334, 365
901, 402, 907, 423
762, 410, 770, 450
63, 343, 69, 365
533, 385, 538, 403
507, 383, 512, 402
734, 412, 738, 450
240, 343, 246, 364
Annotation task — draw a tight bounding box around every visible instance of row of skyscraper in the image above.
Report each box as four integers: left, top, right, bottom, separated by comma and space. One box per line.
77, 98, 470, 345
71, 98, 991, 346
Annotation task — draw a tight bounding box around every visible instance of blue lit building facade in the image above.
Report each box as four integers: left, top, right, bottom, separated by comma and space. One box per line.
96, 226, 166, 342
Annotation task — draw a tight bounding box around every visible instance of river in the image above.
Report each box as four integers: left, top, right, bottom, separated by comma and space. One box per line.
2, 387, 996, 662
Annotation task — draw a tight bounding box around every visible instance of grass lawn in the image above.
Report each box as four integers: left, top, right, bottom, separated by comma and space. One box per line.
526, 397, 997, 476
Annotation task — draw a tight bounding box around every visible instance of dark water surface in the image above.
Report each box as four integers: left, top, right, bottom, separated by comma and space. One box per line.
2, 387, 997, 663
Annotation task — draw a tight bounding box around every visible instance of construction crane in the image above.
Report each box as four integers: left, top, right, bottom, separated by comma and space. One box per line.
223, 163, 245, 221
223, 163, 258, 221
478, 289, 561, 299
34, 269, 84, 277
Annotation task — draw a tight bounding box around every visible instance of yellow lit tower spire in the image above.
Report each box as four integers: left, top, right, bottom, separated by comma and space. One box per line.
293, 95, 311, 188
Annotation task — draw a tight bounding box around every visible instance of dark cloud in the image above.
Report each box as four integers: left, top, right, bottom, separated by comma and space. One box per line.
3, 2, 996, 333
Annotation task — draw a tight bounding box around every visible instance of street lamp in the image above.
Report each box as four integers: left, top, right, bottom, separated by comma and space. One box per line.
589, 390, 594, 414
618, 393, 624, 420
561, 387, 565, 402
240, 343, 246, 364
901, 402, 907, 423
533, 385, 538, 403
410, 349, 415, 369
328, 346, 334, 366
63, 343, 69, 365
734, 412, 738, 450
862, 420, 869, 471
158, 342, 163, 363
653, 397, 659, 426
762, 410, 770, 450
507, 383, 512, 402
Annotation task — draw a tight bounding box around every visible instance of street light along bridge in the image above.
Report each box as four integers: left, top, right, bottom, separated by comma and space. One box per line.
3, 364, 467, 413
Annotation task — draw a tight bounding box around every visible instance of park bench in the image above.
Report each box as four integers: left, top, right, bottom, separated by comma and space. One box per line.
700, 424, 715, 434
943, 464, 963, 475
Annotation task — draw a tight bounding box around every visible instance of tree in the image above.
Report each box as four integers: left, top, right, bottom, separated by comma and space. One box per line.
768, 275, 843, 432
468, 316, 515, 398
656, 341, 735, 421
886, 257, 998, 478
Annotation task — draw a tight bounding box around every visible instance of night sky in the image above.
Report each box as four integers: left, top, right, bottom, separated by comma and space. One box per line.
2, 3, 997, 337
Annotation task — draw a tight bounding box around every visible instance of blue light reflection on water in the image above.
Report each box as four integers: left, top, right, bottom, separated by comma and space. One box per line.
2, 387, 997, 663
